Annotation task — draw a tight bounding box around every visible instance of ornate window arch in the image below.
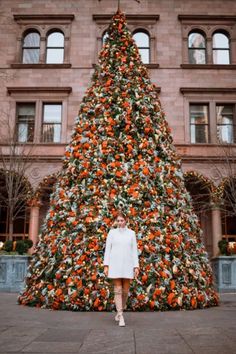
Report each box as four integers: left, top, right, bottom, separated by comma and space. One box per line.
13, 14, 74, 68
178, 15, 236, 68
93, 14, 159, 67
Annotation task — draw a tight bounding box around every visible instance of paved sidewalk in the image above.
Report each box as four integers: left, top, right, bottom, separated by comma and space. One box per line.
0, 292, 235, 354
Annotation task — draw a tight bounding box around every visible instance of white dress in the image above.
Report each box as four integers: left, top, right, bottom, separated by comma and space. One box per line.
103, 226, 139, 279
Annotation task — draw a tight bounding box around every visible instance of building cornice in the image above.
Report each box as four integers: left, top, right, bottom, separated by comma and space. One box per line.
11, 63, 72, 69
178, 14, 236, 23
180, 87, 236, 94
7, 87, 72, 94
93, 14, 159, 24
181, 64, 236, 70
13, 14, 75, 24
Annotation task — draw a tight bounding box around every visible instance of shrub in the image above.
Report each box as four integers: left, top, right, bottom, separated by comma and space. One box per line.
4, 240, 13, 252
15, 240, 28, 255
218, 239, 229, 256
24, 239, 33, 249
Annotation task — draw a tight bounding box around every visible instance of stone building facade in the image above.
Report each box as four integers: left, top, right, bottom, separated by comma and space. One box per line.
0, 0, 236, 259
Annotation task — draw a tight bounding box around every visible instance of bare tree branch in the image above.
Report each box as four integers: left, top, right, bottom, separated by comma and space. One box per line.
0, 111, 36, 240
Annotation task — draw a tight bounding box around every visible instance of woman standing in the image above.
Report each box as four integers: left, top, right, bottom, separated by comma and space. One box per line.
103, 213, 140, 327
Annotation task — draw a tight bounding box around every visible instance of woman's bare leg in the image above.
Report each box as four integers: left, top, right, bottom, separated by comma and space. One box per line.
112, 278, 122, 287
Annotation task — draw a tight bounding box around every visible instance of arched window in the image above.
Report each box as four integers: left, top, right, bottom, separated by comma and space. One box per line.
212, 31, 230, 64
133, 30, 150, 64
46, 31, 64, 64
188, 31, 206, 64
22, 31, 40, 64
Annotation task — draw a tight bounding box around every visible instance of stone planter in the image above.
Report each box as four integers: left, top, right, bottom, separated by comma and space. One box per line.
0, 255, 31, 293
211, 256, 236, 293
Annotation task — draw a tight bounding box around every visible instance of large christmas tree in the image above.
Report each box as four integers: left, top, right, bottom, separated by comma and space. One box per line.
17, 10, 219, 311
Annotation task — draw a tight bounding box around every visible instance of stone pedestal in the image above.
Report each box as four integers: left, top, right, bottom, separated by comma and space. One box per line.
211, 256, 236, 293
0, 255, 31, 292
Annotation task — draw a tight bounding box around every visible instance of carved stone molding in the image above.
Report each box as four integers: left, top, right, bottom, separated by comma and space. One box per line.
14, 14, 75, 25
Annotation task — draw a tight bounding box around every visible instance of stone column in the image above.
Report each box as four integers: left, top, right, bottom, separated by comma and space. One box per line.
206, 37, 213, 64
211, 203, 223, 257
40, 37, 46, 64
28, 199, 41, 254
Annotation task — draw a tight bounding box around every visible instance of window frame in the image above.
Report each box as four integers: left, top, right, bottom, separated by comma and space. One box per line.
93, 14, 159, 68
15, 102, 36, 143
212, 31, 231, 65
132, 29, 151, 64
13, 14, 74, 67
216, 103, 236, 144
188, 30, 207, 64
45, 30, 65, 64
7, 87, 71, 145
22, 30, 41, 64
41, 102, 63, 143
180, 88, 236, 145
189, 103, 210, 144
178, 15, 236, 68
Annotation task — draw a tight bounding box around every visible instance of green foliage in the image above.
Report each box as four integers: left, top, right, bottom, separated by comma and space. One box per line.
2, 239, 32, 255
15, 240, 29, 255
4, 240, 13, 252
218, 239, 229, 255
24, 239, 33, 249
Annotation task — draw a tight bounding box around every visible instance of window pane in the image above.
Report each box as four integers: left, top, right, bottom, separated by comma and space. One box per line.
188, 33, 205, 48
42, 124, 61, 143
217, 125, 234, 143
191, 124, 208, 143
23, 32, 40, 47
22, 48, 40, 63
102, 31, 109, 44
17, 104, 35, 118
46, 48, 64, 63
190, 105, 208, 124
43, 104, 62, 123
18, 123, 34, 142
213, 50, 230, 64
213, 33, 229, 48
139, 48, 149, 64
216, 105, 234, 124
47, 32, 64, 47
16, 103, 35, 143
189, 49, 206, 64
42, 104, 62, 142
53, 124, 61, 142
216, 105, 234, 143
133, 32, 149, 47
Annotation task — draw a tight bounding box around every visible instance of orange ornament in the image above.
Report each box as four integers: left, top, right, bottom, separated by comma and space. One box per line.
143, 167, 149, 175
